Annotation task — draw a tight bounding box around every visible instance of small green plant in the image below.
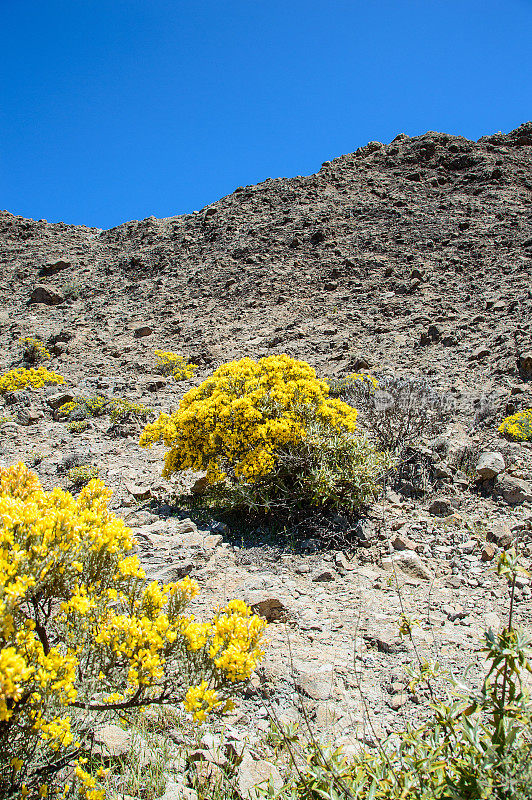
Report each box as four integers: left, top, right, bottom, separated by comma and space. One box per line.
67, 464, 99, 486
107, 398, 154, 423
62, 279, 83, 300
59, 396, 108, 419
154, 350, 198, 381
18, 336, 51, 364
68, 419, 90, 434
0, 367, 64, 394
0, 415, 11, 428
327, 372, 379, 397
499, 408, 532, 441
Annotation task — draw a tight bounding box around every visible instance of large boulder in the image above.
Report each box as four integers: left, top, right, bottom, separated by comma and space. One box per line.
29, 284, 65, 305
494, 475, 532, 505
475, 451, 505, 480
39, 259, 71, 277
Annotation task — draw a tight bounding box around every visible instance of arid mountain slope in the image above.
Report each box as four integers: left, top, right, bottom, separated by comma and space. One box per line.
1, 124, 532, 754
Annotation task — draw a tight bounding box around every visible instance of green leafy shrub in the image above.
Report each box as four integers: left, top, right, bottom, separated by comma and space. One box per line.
154, 350, 197, 381
140, 355, 390, 513
212, 419, 392, 514
62, 280, 83, 300
18, 336, 51, 364
59, 397, 108, 419
499, 408, 532, 441
0, 367, 64, 395
0, 463, 266, 799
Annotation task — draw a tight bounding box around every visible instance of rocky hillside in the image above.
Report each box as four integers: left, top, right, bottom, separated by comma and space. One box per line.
1, 123, 532, 773
1, 122, 531, 402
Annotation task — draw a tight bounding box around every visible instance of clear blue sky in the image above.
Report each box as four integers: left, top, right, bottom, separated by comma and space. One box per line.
1, 0, 531, 229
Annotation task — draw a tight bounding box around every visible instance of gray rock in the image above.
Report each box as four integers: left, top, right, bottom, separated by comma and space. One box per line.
434, 461, 453, 480
458, 539, 477, 555
476, 451, 505, 479
134, 325, 153, 338
160, 778, 198, 800
312, 568, 336, 582
495, 475, 532, 505
334, 551, 354, 571
391, 550, 434, 581
429, 497, 453, 517
46, 392, 75, 410
363, 629, 405, 654
147, 562, 195, 582
484, 611, 502, 632
125, 481, 152, 500
469, 346, 490, 361
174, 518, 198, 534
246, 592, 289, 622
29, 284, 65, 305
388, 692, 407, 710
518, 351, 532, 380
39, 259, 72, 277
93, 724, 132, 757
237, 753, 283, 800
391, 532, 418, 552
487, 520, 514, 548
17, 408, 44, 426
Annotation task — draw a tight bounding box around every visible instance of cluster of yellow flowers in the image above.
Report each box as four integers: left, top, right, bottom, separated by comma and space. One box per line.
19, 337, 52, 364
0, 464, 266, 798
140, 355, 358, 484
154, 350, 198, 381
342, 372, 378, 390
498, 408, 532, 441
0, 367, 64, 394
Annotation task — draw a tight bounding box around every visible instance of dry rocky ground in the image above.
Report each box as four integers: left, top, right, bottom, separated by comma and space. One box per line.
1, 121, 532, 797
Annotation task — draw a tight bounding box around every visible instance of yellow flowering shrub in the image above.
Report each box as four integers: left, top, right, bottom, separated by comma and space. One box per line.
154, 350, 197, 381
0, 464, 266, 799
141, 355, 388, 512
19, 337, 52, 364
0, 367, 64, 395
499, 408, 532, 441
58, 397, 153, 424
